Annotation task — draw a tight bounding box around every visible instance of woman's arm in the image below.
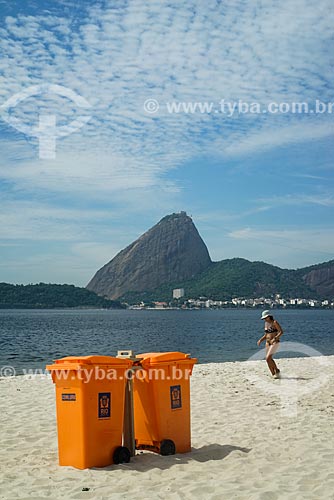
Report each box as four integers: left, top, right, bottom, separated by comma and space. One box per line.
257, 334, 267, 346
273, 320, 283, 341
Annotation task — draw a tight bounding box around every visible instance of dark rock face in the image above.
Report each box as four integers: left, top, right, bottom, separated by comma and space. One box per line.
302, 264, 334, 297
86, 212, 212, 299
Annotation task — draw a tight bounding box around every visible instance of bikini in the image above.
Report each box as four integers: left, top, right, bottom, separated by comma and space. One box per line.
265, 321, 280, 343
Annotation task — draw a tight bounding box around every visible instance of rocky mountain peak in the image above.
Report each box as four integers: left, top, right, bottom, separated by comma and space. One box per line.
86, 212, 212, 299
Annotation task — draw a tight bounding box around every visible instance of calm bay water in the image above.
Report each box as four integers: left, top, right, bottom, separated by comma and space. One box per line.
0, 309, 333, 374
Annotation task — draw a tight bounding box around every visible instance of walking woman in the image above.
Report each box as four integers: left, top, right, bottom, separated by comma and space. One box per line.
257, 310, 283, 378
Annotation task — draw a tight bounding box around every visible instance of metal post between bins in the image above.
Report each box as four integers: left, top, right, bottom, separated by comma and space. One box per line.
117, 350, 141, 457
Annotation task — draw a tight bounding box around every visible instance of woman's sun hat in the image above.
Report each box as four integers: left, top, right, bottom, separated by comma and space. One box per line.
261, 310, 271, 320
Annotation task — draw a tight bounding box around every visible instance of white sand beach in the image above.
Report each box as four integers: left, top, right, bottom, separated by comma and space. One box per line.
1, 356, 334, 500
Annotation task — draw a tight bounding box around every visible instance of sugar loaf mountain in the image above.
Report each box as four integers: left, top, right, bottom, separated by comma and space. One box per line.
87, 212, 334, 303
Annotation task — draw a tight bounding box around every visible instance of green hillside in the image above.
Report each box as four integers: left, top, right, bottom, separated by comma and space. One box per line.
121, 258, 326, 303
0, 283, 124, 309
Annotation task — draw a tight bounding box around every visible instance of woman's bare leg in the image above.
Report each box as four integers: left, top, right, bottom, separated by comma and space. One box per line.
266, 356, 276, 374
266, 344, 279, 375
265, 345, 276, 374
269, 356, 278, 373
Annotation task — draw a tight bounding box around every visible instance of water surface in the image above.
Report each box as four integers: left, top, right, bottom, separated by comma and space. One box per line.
0, 309, 333, 374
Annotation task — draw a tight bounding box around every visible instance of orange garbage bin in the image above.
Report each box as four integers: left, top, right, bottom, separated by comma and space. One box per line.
46, 355, 132, 469
133, 352, 197, 455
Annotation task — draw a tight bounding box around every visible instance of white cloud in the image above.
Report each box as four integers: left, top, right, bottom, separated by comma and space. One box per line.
0, 0, 333, 281
0, 135, 182, 206
227, 227, 334, 258
194, 206, 273, 226
0, 199, 105, 241
223, 121, 334, 157
0, 0, 333, 183
257, 193, 334, 208
202, 226, 334, 269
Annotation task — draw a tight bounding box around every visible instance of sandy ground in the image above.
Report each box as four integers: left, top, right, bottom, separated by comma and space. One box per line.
0, 356, 334, 500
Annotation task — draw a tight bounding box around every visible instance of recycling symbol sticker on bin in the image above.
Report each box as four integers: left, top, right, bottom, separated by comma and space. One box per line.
98, 392, 111, 419
170, 385, 182, 409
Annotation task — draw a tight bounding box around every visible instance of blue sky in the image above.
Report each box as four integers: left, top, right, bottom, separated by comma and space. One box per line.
0, 0, 333, 286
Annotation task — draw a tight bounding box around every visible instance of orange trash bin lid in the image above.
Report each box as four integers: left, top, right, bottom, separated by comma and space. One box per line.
46, 355, 132, 372
136, 352, 197, 366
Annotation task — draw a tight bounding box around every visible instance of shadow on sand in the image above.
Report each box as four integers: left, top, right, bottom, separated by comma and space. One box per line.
95, 444, 251, 472
280, 376, 311, 381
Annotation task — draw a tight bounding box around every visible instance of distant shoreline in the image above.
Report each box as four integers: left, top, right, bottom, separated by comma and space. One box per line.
1, 306, 333, 311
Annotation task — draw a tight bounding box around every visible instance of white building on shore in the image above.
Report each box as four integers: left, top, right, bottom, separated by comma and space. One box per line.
173, 288, 185, 299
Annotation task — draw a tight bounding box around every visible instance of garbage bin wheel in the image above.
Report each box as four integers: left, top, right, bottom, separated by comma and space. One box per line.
113, 446, 131, 464
160, 439, 176, 456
